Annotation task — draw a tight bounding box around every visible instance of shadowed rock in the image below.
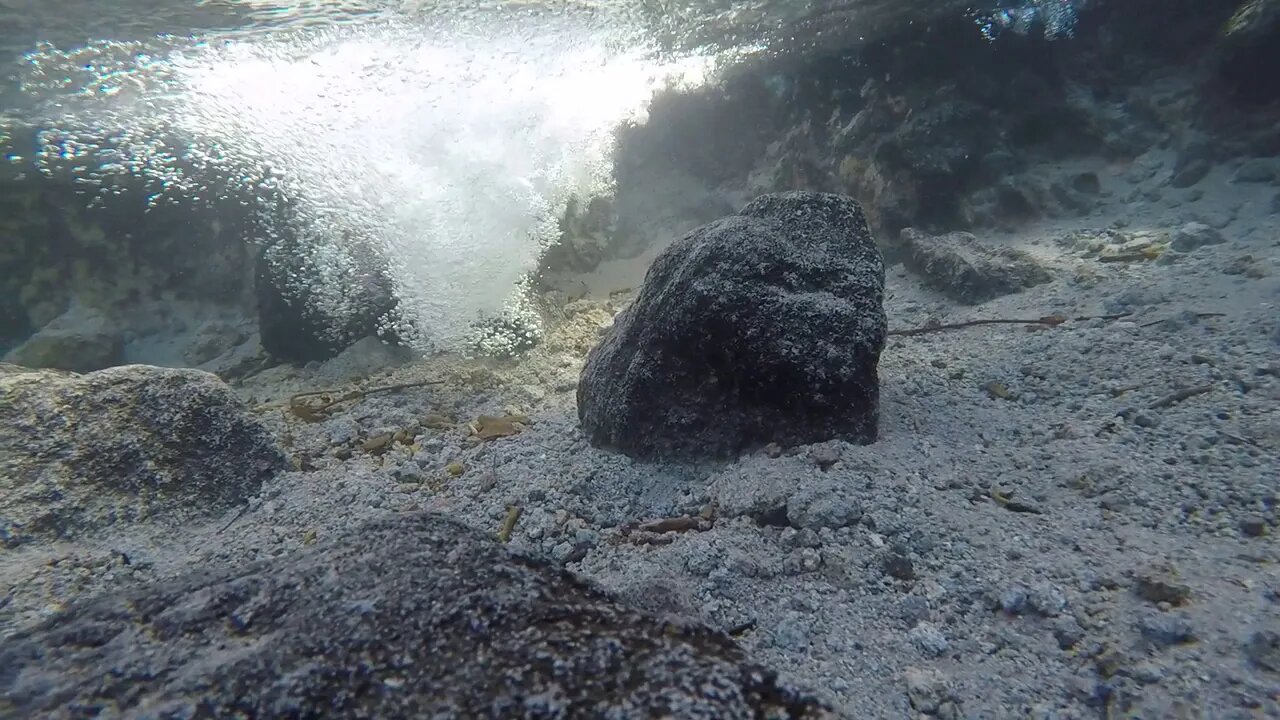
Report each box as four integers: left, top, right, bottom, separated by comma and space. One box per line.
0, 511, 834, 720
578, 191, 886, 460
0, 364, 284, 547
897, 227, 1051, 304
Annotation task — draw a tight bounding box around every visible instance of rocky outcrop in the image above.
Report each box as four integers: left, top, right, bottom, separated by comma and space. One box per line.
578, 191, 886, 460
0, 364, 284, 547
0, 511, 834, 719
896, 227, 1052, 304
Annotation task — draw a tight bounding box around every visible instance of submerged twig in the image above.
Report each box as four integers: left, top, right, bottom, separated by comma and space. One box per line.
611, 514, 714, 546
1149, 385, 1214, 409
216, 504, 249, 534
887, 313, 1132, 338
288, 379, 445, 422
1139, 312, 1227, 328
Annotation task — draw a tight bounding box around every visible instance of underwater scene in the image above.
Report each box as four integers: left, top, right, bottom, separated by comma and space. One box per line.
1, 0, 1278, 716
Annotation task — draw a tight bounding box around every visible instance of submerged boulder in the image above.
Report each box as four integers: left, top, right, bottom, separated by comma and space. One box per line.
578, 191, 886, 460
897, 227, 1052, 304
0, 511, 834, 719
0, 364, 284, 547
2, 325, 122, 373
2, 306, 124, 373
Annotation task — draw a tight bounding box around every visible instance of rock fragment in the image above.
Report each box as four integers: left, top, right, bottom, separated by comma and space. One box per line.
896, 228, 1051, 304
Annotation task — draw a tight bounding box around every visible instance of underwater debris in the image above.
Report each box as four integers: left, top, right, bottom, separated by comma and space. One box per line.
1097, 243, 1166, 263
612, 514, 715, 546
888, 313, 1130, 338
1149, 384, 1215, 410
216, 504, 250, 534
1138, 312, 1227, 328
989, 488, 1044, 515
984, 381, 1017, 400
468, 414, 529, 440
361, 433, 393, 455
423, 412, 454, 430
287, 379, 444, 423
497, 505, 522, 543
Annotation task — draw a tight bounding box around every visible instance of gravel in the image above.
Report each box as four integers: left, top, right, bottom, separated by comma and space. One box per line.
3, 149, 1279, 718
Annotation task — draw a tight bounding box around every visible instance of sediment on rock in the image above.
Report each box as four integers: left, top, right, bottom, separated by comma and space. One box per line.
0, 511, 834, 720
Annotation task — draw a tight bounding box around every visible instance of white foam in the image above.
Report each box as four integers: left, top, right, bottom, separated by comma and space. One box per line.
14, 5, 717, 352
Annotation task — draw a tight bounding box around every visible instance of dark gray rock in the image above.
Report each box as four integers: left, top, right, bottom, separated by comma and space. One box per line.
0, 512, 834, 720
1051, 181, 1095, 214
1071, 172, 1102, 195
182, 320, 248, 365
3, 306, 124, 373
787, 481, 865, 529
1170, 158, 1212, 188
1170, 222, 1226, 252
1137, 612, 1196, 647
577, 191, 886, 460
1232, 158, 1278, 183
897, 228, 1052, 304
0, 364, 284, 547
1246, 630, 1280, 672
3, 325, 122, 373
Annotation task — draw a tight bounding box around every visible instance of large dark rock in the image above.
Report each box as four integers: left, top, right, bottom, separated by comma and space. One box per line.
0, 511, 834, 720
578, 191, 886, 460
0, 364, 284, 547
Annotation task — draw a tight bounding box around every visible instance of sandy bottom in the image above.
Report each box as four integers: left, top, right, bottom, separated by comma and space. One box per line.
4, 153, 1279, 717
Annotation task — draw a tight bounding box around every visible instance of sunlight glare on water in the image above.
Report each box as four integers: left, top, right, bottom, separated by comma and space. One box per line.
7, 1, 719, 352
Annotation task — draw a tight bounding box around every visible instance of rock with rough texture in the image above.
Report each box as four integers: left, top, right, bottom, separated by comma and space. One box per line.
0, 511, 834, 720
0, 364, 284, 547
2, 326, 123, 373
2, 306, 124, 373
1169, 222, 1226, 252
578, 191, 886, 460
897, 228, 1052, 304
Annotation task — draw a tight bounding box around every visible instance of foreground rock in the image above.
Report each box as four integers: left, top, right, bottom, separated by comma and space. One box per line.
578, 191, 886, 459
897, 228, 1052, 304
0, 364, 283, 547
0, 511, 834, 719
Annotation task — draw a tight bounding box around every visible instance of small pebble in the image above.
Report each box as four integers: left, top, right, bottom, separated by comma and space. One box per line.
908, 622, 949, 657
1240, 516, 1268, 538
1137, 612, 1196, 647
